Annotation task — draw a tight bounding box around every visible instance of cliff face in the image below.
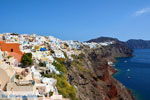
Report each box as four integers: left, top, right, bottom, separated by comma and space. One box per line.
126, 39, 150, 49
66, 44, 134, 100
87, 37, 133, 57
87, 37, 119, 43
87, 37, 150, 49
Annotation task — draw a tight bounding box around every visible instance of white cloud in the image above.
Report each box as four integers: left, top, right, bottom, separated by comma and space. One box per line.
134, 8, 150, 16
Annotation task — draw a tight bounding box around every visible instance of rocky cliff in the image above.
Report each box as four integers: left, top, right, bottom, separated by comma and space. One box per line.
87, 36, 150, 49
87, 37, 133, 57
65, 42, 134, 100
40, 36, 134, 100
126, 39, 150, 49
87, 37, 119, 43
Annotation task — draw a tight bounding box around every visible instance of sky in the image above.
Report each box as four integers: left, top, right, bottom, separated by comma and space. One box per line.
0, 0, 150, 41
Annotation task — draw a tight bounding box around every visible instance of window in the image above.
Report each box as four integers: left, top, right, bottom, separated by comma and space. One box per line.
11, 49, 13, 52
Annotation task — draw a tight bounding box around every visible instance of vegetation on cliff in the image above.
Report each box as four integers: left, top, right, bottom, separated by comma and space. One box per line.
42, 57, 78, 100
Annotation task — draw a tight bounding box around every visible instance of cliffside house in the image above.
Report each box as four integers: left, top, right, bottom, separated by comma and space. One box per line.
0, 41, 23, 62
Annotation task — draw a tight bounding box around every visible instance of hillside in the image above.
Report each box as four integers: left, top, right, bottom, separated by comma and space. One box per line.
126, 39, 150, 49
87, 37, 133, 57
67, 45, 134, 100
0, 34, 134, 100
87, 37, 119, 43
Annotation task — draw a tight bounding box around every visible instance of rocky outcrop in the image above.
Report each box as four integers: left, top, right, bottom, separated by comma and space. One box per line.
126, 39, 150, 49
65, 44, 134, 100
87, 37, 119, 43
87, 37, 133, 57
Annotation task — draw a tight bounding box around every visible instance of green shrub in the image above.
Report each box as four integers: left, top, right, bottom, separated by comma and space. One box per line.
52, 58, 67, 74
64, 43, 69, 48
63, 52, 68, 59
55, 57, 66, 64
49, 92, 53, 96
71, 60, 86, 72
15, 74, 20, 79
39, 62, 46, 67
52, 61, 67, 74
25, 53, 32, 58
21, 53, 33, 67
56, 76, 77, 100
71, 53, 84, 60
7, 56, 12, 59
15, 74, 22, 80
42, 73, 58, 78
50, 49, 55, 54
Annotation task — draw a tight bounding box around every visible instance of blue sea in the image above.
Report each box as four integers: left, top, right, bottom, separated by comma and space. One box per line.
114, 49, 150, 100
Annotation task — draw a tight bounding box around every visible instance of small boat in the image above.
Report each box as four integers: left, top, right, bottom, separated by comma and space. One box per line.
127, 69, 130, 71
124, 61, 128, 63
127, 76, 131, 79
